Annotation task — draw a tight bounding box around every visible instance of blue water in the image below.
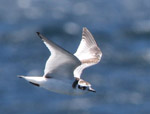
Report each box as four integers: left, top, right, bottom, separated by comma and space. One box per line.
0, 0, 150, 114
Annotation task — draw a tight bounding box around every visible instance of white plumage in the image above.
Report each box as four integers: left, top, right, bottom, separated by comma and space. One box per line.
19, 27, 102, 95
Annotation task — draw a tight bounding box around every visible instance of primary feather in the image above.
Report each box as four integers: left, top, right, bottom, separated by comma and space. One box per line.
74, 27, 102, 78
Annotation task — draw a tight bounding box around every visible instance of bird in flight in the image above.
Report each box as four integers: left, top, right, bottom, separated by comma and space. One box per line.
19, 27, 102, 95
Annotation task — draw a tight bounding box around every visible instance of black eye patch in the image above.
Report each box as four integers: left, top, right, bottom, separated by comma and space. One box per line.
78, 85, 87, 90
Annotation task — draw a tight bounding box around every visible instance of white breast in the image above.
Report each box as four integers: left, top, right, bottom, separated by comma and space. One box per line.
40, 78, 88, 95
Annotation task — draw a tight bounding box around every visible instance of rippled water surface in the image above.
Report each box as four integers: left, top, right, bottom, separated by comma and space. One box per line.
0, 0, 150, 114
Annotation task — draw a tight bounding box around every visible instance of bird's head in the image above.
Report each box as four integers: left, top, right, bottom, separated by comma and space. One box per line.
77, 79, 96, 93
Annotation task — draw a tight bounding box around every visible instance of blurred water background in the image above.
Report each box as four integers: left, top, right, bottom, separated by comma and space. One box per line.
0, 0, 150, 114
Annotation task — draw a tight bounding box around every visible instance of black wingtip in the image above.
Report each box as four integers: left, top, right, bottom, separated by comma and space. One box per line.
36, 32, 40, 35
36, 32, 43, 39
17, 75, 24, 78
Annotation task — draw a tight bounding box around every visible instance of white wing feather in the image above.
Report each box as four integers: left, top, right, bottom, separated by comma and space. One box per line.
37, 32, 81, 80
74, 27, 102, 78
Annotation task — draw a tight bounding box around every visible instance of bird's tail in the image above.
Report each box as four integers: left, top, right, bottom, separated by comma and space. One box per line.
17, 75, 44, 87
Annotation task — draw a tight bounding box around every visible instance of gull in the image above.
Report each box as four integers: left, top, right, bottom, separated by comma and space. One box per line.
18, 27, 102, 95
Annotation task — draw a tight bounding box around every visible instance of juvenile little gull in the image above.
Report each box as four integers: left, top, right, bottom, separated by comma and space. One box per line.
18, 27, 102, 95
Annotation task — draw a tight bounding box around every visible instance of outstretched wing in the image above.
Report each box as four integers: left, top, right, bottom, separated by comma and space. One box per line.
36, 32, 81, 80
73, 27, 102, 78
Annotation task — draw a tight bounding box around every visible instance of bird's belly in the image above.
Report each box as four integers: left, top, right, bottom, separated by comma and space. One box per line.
40, 79, 86, 95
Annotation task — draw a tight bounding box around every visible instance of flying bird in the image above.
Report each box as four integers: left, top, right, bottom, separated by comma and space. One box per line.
18, 27, 102, 95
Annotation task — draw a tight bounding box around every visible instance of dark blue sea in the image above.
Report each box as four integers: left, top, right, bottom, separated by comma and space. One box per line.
0, 0, 150, 114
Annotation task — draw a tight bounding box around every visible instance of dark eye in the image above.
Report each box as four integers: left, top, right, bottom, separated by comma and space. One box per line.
82, 87, 86, 90
78, 85, 87, 90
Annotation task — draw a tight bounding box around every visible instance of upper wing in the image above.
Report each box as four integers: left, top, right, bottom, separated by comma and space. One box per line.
36, 32, 81, 80
73, 27, 102, 78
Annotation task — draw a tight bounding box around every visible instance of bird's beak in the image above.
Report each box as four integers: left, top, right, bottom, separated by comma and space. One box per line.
88, 87, 96, 93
